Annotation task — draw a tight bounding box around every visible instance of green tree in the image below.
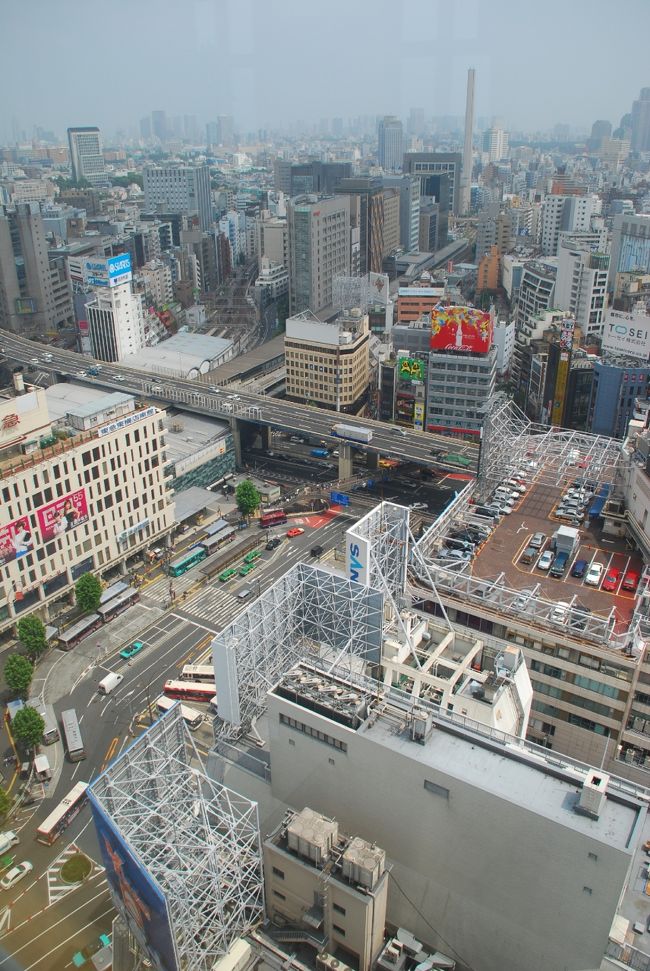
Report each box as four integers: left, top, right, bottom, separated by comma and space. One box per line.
75, 573, 103, 613
3, 655, 33, 700
17, 615, 47, 661
0, 788, 12, 822
11, 707, 44, 751
235, 480, 261, 518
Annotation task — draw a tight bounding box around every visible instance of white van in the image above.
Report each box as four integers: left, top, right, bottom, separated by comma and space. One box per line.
98, 672, 124, 695
0, 832, 19, 855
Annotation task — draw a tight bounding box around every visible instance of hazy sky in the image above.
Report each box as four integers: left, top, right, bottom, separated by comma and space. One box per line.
2, 0, 649, 140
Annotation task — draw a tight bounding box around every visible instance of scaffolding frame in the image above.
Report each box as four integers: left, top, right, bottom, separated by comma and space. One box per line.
90, 707, 264, 971
212, 562, 384, 740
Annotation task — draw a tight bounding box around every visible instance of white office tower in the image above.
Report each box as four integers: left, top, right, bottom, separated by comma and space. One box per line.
460, 67, 475, 215
554, 237, 609, 336
378, 116, 404, 172
85, 281, 146, 362
67, 126, 108, 188
540, 194, 599, 256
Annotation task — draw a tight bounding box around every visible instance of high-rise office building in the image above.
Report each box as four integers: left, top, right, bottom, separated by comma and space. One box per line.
67, 127, 108, 188
554, 238, 609, 336
151, 110, 167, 142
482, 125, 509, 162
608, 212, 650, 291
460, 67, 475, 215
84, 256, 145, 361
540, 194, 598, 256
335, 177, 385, 275
0, 203, 74, 336
139, 116, 152, 141
377, 116, 403, 171
631, 87, 650, 152
287, 194, 350, 315
217, 115, 234, 146
143, 165, 213, 231
402, 152, 461, 216
382, 175, 420, 252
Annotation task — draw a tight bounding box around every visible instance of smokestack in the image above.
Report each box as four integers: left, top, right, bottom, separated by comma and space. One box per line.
460, 67, 475, 216
13, 370, 25, 395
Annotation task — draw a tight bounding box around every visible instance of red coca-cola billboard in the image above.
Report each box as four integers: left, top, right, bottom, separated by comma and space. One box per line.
430, 307, 493, 353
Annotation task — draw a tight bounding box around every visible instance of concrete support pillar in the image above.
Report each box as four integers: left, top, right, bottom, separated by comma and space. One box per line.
230, 417, 242, 467
260, 426, 272, 451
119, 558, 129, 576
366, 451, 380, 471
338, 444, 354, 481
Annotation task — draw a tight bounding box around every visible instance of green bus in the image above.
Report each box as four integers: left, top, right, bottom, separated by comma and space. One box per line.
168, 547, 208, 577
218, 568, 237, 583
443, 453, 473, 469
243, 550, 261, 565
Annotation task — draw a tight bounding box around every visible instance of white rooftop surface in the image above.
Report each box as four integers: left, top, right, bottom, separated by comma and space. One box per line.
357, 714, 643, 850
163, 410, 230, 464
44, 383, 135, 422
121, 333, 232, 375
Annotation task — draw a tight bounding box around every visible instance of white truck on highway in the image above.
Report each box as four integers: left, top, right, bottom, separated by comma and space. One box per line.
330, 424, 373, 444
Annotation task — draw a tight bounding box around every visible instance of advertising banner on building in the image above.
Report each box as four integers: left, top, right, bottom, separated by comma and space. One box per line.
85, 253, 132, 289
397, 357, 425, 382
430, 306, 493, 353
602, 309, 650, 360
413, 400, 425, 431
346, 530, 371, 586
0, 516, 33, 567
89, 795, 180, 971
36, 489, 89, 542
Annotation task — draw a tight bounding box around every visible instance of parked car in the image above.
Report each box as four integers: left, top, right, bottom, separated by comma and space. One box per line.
1, 861, 33, 890
286, 527, 304, 538
537, 550, 555, 571
622, 571, 640, 592
571, 559, 588, 578
551, 602, 570, 624
602, 568, 621, 592
585, 562, 604, 586
519, 546, 537, 565
529, 532, 546, 550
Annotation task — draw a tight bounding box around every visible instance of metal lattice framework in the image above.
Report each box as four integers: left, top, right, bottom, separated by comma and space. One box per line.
212, 562, 384, 739
476, 394, 625, 501
347, 502, 410, 600
91, 708, 264, 971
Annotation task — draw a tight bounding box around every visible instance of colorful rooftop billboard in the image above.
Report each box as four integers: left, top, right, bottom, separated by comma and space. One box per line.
430, 306, 493, 354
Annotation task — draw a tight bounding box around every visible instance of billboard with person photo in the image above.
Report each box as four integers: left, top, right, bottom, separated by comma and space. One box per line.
36, 489, 89, 542
0, 516, 34, 567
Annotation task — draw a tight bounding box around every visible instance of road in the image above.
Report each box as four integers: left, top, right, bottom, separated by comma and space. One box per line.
0, 506, 357, 967
0, 335, 479, 473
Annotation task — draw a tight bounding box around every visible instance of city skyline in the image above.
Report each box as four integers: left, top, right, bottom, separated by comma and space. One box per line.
2, 0, 649, 141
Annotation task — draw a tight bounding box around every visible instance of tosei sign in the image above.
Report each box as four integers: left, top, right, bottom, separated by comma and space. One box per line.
602, 309, 650, 360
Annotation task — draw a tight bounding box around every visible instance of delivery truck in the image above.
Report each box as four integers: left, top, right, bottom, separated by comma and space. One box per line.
330, 424, 373, 444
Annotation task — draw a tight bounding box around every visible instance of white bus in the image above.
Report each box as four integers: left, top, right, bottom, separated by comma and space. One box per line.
156, 696, 204, 731
180, 664, 215, 684
61, 708, 85, 762
36, 782, 89, 845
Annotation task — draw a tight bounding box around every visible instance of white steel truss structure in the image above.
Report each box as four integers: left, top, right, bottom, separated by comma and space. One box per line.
212, 562, 384, 739
477, 394, 625, 501
90, 707, 264, 971
346, 501, 410, 600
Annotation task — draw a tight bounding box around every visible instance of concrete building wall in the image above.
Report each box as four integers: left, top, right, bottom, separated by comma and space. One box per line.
265, 691, 635, 971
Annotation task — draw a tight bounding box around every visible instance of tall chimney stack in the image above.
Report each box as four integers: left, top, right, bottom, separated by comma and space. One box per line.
460, 67, 475, 216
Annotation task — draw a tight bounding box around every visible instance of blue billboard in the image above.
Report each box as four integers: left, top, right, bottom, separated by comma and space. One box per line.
107, 253, 131, 278
84, 253, 132, 289
330, 491, 350, 506
89, 793, 179, 971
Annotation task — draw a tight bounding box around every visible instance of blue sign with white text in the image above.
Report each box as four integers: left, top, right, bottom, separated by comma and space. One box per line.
107, 253, 131, 277
89, 794, 179, 971
330, 492, 350, 506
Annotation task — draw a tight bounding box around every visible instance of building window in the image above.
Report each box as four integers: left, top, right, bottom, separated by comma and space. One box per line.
332, 925, 345, 937
272, 867, 284, 880
424, 779, 450, 799
332, 903, 346, 916
273, 890, 286, 900
279, 713, 348, 752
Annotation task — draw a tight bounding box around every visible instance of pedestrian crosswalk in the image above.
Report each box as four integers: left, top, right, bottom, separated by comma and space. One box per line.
47, 843, 104, 906
141, 568, 199, 606
175, 585, 240, 629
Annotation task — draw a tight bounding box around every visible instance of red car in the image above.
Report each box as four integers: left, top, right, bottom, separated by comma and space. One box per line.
622, 571, 640, 592
601, 568, 621, 592
286, 527, 305, 538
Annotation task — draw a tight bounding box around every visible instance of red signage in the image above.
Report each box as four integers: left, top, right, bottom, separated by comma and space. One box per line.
430, 306, 493, 354
1, 413, 19, 429
36, 488, 89, 542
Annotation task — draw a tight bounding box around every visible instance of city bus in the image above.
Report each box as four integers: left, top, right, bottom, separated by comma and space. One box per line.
60, 708, 86, 762
163, 680, 215, 703
97, 586, 139, 623
57, 613, 102, 651
99, 580, 129, 605
259, 509, 287, 529
156, 696, 204, 731
180, 664, 215, 684
168, 547, 208, 577
198, 529, 235, 556
36, 782, 89, 845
